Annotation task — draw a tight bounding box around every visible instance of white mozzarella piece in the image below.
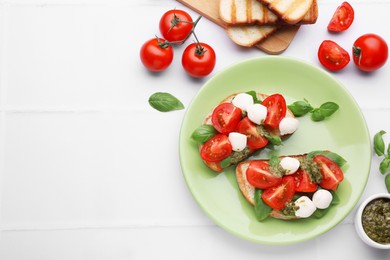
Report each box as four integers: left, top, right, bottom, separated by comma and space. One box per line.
312, 189, 333, 209
279, 157, 300, 175
295, 196, 316, 218
232, 93, 254, 112
228, 132, 247, 152
247, 103, 267, 125
279, 117, 299, 135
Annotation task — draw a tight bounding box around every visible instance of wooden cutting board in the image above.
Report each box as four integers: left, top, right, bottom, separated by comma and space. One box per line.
176, 0, 300, 54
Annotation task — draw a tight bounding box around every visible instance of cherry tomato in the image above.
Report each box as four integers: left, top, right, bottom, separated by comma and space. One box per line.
352, 34, 389, 72
261, 94, 286, 130
318, 40, 350, 71
159, 9, 193, 43
313, 155, 344, 191
246, 160, 282, 189
293, 168, 318, 193
140, 38, 173, 72
211, 103, 242, 135
182, 42, 216, 78
327, 2, 354, 32
200, 134, 232, 162
262, 176, 296, 210
236, 117, 269, 150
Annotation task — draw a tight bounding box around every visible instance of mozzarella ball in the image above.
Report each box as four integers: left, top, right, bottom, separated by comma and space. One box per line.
247, 103, 267, 125
232, 93, 254, 112
295, 196, 316, 218
312, 189, 333, 209
228, 132, 247, 152
279, 117, 299, 135
279, 157, 300, 175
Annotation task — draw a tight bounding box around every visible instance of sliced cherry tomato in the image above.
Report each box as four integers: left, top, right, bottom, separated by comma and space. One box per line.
211, 103, 242, 135
236, 117, 269, 150
262, 176, 296, 210
352, 34, 389, 72
261, 94, 286, 130
246, 160, 282, 189
159, 9, 193, 43
293, 168, 318, 193
200, 134, 232, 162
140, 38, 173, 72
318, 40, 350, 71
327, 2, 354, 32
313, 155, 344, 191
182, 42, 216, 78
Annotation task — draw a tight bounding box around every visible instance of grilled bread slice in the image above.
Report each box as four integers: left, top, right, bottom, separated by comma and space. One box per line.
220, 0, 318, 25
226, 24, 279, 47
259, 0, 314, 24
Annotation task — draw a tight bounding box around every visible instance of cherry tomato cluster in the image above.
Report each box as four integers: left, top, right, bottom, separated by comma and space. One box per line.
318, 2, 388, 72
140, 9, 216, 78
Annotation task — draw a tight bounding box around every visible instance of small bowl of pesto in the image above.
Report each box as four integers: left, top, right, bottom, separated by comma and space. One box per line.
355, 193, 390, 249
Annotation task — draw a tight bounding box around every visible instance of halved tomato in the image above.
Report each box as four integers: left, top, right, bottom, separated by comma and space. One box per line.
211, 103, 242, 134
246, 160, 282, 189
200, 134, 232, 162
236, 117, 269, 150
261, 94, 286, 130
293, 168, 318, 193
262, 176, 296, 210
327, 2, 354, 32
313, 155, 344, 191
318, 40, 350, 71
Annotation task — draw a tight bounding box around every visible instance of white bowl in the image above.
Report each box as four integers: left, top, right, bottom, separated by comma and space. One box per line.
354, 193, 390, 249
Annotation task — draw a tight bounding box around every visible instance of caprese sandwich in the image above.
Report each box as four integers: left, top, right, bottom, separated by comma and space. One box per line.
191, 92, 299, 172
236, 151, 347, 221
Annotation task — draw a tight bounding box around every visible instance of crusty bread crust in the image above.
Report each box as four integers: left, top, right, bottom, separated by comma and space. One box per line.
258, 0, 314, 24
226, 25, 279, 47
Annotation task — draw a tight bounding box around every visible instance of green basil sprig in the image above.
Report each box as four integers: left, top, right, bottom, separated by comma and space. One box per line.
191, 124, 217, 143
373, 130, 390, 192
254, 189, 272, 221
288, 99, 339, 122
148, 92, 184, 112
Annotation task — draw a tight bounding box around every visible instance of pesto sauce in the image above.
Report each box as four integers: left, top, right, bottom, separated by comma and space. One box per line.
299, 157, 322, 184
230, 147, 252, 165
362, 198, 390, 244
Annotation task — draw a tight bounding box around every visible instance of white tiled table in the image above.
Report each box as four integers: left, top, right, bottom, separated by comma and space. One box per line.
0, 0, 389, 259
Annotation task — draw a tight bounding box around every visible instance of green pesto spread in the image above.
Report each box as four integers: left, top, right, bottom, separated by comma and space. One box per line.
229, 147, 252, 165
299, 157, 322, 184
362, 198, 390, 244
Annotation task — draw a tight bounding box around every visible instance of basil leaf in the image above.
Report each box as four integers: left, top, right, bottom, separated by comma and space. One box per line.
312, 208, 329, 219
330, 190, 340, 205
245, 90, 259, 103
220, 156, 231, 168
191, 124, 217, 143
254, 189, 272, 221
385, 174, 390, 193
374, 130, 386, 156
379, 157, 390, 174
287, 100, 313, 117
307, 151, 347, 167
265, 134, 282, 146
318, 102, 339, 117
148, 92, 184, 112
311, 108, 325, 122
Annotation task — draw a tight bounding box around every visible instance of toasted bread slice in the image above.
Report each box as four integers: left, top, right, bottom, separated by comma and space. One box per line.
226, 24, 278, 47
220, 0, 318, 25
259, 0, 314, 24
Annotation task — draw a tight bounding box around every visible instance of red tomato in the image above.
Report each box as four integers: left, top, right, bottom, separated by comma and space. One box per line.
352, 34, 389, 72
140, 38, 173, 72
200, 134, 232, 162
313, 155, 344, 191
327, 2, 354, 32
293, 168, 318, 193
211, 103, 242, 135
246, 160, 282, 189
182, 42, 216, 78
261, 94, 286, 130
318, 40, 350, 71
159, 9, 193, 43
262, 176, 296, 210
236, 117, 269, 150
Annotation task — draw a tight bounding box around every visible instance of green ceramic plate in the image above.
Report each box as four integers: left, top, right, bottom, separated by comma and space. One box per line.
179, 57, 371, 245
